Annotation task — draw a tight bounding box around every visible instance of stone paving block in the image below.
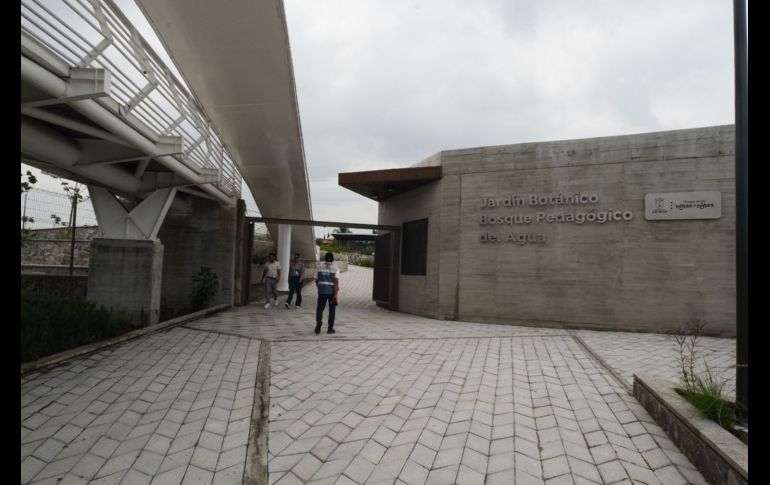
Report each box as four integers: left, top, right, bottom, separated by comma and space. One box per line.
623, 461, 663, 485
613, 444, 647, 468
70, 452, 106, 480
291, 454, 323, 482
460, 447, 487, 475
542, 455, 570, 480
182, 465, 214, 484
269, 453, 304, 473
486, 467, 515, 485
191, 446, 219, 472
391, 429, 421, 447
487, 452, 515, 475
328, 439, 366, 461
310, 436, 338, 461
444, 421, 470, 436
342, 455, 376, 483
313, 457, 355, 481
432, 446, 463, 470
31, 438, 66, 463
282, 436, 322, 455
90, 470, 128, 484
122, 469, 153, 485
21, 455, 47, 483
598, 459, 629, 483
489, 438, 514, 456
425, 464, 458, 485
368, 458, 407, 483
653, 464, 689, 485
158, 445, 195, 474
567, 456, 601, 483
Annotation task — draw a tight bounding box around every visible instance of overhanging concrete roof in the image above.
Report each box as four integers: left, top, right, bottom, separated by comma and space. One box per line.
135, 0, 315, 256
339, 166, 443, 202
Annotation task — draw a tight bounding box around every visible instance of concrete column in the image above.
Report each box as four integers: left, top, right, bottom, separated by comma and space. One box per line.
87, 238, 163, 326
277, 224, 291, 291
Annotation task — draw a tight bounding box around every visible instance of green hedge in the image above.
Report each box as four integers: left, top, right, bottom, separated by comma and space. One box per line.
21, 293, 133, 363
317, 242, 347, 254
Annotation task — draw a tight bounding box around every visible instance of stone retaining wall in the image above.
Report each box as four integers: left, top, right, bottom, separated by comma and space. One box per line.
633, 375, 747, 485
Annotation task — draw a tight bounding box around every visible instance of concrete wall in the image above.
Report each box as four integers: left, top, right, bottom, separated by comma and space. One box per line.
384, 125, 736, 335
157, 194, 237, 317
379, 181, 442, 316
21, 240, 91, 266
88, 239, 163, 325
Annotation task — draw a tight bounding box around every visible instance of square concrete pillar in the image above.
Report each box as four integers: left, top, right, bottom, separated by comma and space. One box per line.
87, 238, 164, 326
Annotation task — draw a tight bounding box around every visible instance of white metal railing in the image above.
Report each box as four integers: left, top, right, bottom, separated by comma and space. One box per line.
21, 0, 242, 198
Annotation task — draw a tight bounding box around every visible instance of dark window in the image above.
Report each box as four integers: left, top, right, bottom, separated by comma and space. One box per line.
401, 218, 428, 275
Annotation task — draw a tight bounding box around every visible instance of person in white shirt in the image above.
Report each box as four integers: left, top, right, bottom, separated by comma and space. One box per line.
261, 253, 281, 308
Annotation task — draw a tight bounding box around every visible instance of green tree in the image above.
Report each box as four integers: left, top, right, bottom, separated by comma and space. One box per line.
21, 171, 37, 194
21, 171, 38, 239
334, 227, 352, 233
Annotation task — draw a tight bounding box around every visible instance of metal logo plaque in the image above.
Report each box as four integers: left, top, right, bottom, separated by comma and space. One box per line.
644, 191, 721, 220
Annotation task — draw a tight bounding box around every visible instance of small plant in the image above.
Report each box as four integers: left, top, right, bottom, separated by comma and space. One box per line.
252, 253, 267, 265
673, 318, 737, 431
191, 267, 219, 310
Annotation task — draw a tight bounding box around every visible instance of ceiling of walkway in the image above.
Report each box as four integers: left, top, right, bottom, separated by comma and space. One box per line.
136, 0, 316, 256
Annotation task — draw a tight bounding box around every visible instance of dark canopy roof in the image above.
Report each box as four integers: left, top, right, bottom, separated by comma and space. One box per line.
338, 166, 442, 202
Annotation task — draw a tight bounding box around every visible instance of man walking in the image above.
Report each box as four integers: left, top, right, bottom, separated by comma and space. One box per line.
285, 252, 305, 309
260, 253, 281, 308
315, 251, 339, 334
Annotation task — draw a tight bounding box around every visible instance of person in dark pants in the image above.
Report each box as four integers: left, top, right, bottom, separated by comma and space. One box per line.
284, 253, 305, 309
315, 251, 339, 334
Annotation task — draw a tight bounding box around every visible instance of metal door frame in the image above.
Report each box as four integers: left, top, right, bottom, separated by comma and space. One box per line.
239, 217, 401, 310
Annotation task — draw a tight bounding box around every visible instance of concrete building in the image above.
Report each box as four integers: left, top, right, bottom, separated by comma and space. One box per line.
340, 125, 736, 336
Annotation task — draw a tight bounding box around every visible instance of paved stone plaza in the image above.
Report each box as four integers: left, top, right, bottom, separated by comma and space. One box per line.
21, 266, 735, 484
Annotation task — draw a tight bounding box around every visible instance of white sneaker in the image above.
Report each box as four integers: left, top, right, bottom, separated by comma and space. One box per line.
284, 302, 290, 309
264, 303, 271, 309
295, 305, 301, 309
273, 301, 278, 307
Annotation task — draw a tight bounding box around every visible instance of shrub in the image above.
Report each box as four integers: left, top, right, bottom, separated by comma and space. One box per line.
191, 267, 219, 310
317, 242, 347, 254
21, 293, 132, 363
673, 318, 737, 431
350, 255, 374, 267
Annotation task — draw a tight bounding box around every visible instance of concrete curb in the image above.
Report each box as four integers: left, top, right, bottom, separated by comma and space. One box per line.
633, 374, 747, 485
569, 332, 633, 393
244, 340, 270, 485
21, 303, 231, 377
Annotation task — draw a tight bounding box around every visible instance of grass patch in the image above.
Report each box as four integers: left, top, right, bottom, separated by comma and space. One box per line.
675, 368, 736, 430
316, 241, 347, 254
21, 293, 133, 363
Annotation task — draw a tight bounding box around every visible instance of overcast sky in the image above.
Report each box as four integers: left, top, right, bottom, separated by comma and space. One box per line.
23, 0, 740, 236
284, 0, 738, 232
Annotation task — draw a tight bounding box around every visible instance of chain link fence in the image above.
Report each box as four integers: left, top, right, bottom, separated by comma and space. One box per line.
21, 186, 97, 231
